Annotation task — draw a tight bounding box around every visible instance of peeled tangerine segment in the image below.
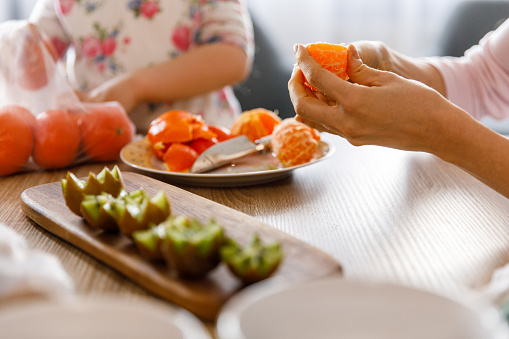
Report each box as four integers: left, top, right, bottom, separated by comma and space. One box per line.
160, 216, 224, 278
271, 118, 320, 167
230, 108, 282, 143
61, 165, 124, 216
220, 234, 283, 285
304, 42, 348, 92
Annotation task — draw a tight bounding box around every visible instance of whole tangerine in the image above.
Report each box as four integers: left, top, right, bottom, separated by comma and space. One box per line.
0, 106, 35, 176
33, 109, 80, 169
79, 103, 135, 161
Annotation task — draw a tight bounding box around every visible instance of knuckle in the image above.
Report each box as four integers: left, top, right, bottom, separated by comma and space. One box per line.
292, 100, 307, 116
305, 71, 322, 88
341, 94, 360, 112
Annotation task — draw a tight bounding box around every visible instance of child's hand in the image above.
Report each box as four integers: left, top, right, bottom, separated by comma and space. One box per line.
81, 73, 141, 113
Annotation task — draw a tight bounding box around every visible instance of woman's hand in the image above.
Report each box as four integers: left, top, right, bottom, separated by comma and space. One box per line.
348, 40, 391, 71
289, 43, 509, 199
289, 44, 464, 154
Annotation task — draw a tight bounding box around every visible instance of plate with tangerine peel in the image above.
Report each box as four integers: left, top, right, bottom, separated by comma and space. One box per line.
120, 109, 335, 187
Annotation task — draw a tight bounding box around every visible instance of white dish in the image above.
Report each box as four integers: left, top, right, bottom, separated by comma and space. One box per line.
120, 138, 334, 187
0, 296, 211, 339
217, 275, 508, 339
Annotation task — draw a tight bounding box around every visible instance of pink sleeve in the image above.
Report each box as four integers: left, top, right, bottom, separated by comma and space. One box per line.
198, 0, 254, 64
427, 19, 509, 121
28, 0, 69, 60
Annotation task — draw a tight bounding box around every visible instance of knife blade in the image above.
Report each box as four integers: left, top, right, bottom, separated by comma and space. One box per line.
190, 135, 272, 173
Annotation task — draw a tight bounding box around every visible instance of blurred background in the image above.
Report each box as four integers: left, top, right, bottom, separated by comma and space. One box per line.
2, 0, 498, 59
2, 0, 509, 130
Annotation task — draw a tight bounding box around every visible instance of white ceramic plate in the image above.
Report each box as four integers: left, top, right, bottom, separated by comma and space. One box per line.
120, 138, 334, 187
216, 275, 508, 339
0, 296, 211, 339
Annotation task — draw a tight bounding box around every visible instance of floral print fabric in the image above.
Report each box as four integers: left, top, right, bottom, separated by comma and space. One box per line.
29, 0, 254, 131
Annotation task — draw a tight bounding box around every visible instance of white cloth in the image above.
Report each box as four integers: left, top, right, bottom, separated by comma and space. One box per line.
0, 223, 74, 301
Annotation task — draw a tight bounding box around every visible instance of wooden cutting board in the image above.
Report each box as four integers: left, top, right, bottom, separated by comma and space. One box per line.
20, 172, 341, 320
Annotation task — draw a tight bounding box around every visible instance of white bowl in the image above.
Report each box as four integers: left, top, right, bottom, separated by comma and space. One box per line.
217, 276, 508, 339
0, 296, 211, 339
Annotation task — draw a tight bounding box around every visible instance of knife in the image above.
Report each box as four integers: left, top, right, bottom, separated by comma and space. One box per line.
190, 135, 272, 173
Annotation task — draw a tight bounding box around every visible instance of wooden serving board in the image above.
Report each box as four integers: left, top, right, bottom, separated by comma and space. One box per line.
20, 172, 341, 320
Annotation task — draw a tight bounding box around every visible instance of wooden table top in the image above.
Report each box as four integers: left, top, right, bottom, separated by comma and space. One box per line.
2, 132, 509, 334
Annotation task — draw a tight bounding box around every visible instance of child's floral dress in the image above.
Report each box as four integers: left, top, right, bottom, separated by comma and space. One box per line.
30, 0, 254, 131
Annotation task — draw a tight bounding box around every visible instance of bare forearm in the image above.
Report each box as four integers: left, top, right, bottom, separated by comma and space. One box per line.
293, 43, 509, 199
388, 50, 446, 97
356, 42, 509, 196
133, 43, 250, 104
357, 41, 446, 96
433, 107, 509, 198
374, 45, 509, 198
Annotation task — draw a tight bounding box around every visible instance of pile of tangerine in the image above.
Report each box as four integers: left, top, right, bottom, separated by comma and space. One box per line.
147, 108, 282, 172
0, 104, 134, 176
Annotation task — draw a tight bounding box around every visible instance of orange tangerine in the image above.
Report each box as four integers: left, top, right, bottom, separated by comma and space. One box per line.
79, 104, 135, 161
188, 137, 218, 155
162, 143, 199, 172
231, 108, 281, 143
33, 109, 80, 169
0, 105, 35, 176
271, 118, 320, 167
304, 42, 348, 92
207, 125, 232, 142
147, 110, 216, 159
147, 110, 201, 145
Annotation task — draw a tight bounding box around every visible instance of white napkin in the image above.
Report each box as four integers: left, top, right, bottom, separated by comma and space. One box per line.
482, 264, 509, 303
0, 223, 74, 301
476, 262, 509, 328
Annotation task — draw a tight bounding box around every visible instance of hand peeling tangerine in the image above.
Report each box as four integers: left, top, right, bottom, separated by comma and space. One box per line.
304, 42, 348, 92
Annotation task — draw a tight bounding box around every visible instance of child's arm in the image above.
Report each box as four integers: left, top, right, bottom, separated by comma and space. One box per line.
83, 43, 250, 113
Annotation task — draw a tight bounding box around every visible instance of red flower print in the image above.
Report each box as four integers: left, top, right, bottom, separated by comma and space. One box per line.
123, 36, 131, 45
59, 0, 75, 15
193, 12, 202, 27
82, 36, 101, 58
172, 26, 191, 51
98, 63, 106, 72
50, 37, 68, 59
101, 37, 117, 56
218, 89, 227, 101
140, 1, 160, 19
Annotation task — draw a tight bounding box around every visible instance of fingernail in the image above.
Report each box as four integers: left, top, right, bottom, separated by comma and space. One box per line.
350, 44, 360, 59
291, 63, 299, 76
293, 44, 299, 54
